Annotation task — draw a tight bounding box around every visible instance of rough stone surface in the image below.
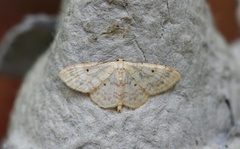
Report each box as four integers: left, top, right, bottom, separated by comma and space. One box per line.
227, 40, 240, 149
231, 41, 240, 123
227, 0, 240, 145
3, 0, 239, 148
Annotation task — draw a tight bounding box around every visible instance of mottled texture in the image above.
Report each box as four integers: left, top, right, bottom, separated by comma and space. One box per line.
227, 40, 240, 149
59, 59, 180, 112
3, 0, 239, 148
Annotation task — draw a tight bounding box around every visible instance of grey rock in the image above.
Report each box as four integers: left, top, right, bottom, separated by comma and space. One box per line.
3, 0, 238, 148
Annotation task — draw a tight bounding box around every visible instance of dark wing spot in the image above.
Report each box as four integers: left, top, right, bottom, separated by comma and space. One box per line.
104, 83, 106, 86
116, 59, 119, 61
152, 70, 155, 73
86, 69, 89, 72
134, 84, 137, 86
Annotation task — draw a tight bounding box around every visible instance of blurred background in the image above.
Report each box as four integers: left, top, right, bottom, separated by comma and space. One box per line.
0, 0, 61, 143
0, 0, 239, 143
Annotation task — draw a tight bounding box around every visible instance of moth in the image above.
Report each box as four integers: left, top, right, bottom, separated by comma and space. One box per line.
59, 59, 180, 112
